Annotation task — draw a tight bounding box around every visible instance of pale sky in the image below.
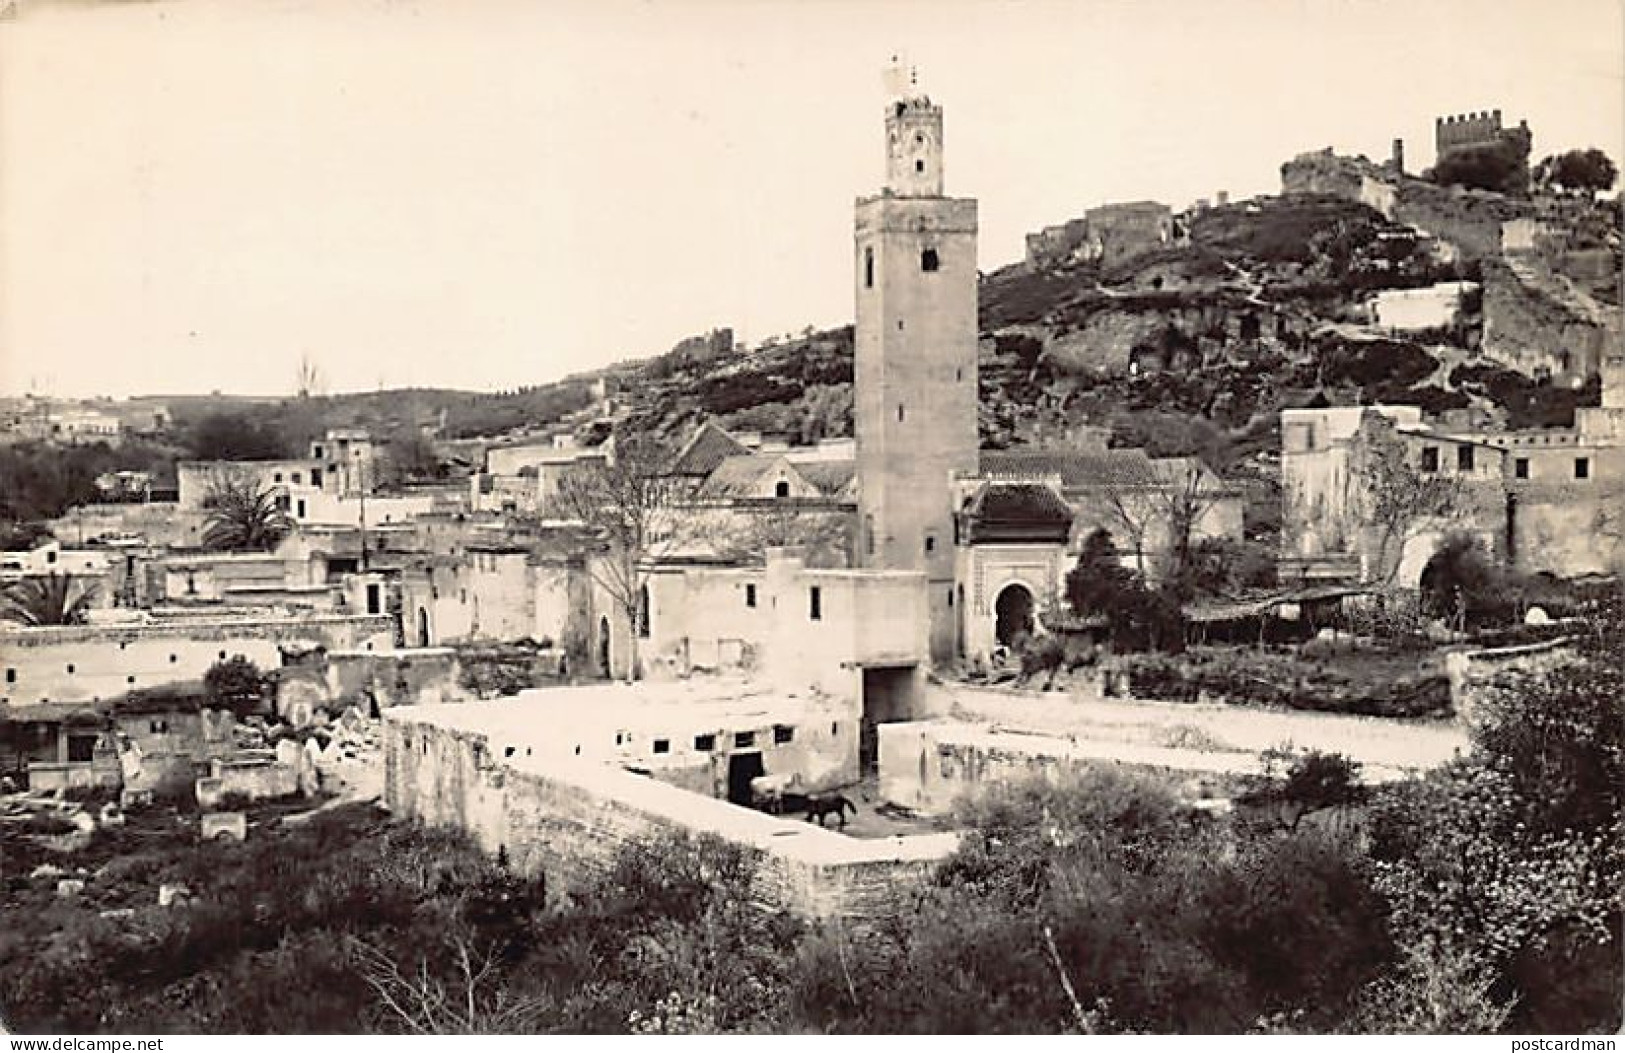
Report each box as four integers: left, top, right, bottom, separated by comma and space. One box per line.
1, 0, 1621, 398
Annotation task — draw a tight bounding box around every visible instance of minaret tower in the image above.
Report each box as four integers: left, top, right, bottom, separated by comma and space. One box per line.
853, 60, 979, 663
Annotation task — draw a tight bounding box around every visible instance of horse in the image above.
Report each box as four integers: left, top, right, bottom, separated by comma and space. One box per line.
803, 793, 856, 828
749, 772, 803, 815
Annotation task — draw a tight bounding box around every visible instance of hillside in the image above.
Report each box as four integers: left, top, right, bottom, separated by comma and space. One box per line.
47, 166, 1612, 510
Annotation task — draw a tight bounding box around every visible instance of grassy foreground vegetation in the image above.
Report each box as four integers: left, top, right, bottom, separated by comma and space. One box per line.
2, 602, 1619, 1035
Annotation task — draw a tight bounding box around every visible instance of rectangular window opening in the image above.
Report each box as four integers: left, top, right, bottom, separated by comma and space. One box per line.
1420, 447, 1439, 473
745, 583, 757, 608
1575, 457, 1591, 480
921, 248, 939, 272
694, 734, 716, 752
809, 585, 822, 621
1457, 445, 1475, 471
773, 725, 794, 745
653, 738, 670, 755
734, 731, 756, 749
1514, 458, 1529, 479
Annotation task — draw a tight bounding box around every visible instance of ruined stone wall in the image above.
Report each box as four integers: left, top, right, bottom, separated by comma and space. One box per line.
47, 503, 209, 549
383, 713, 955, 919
1481, 259, 1616, 383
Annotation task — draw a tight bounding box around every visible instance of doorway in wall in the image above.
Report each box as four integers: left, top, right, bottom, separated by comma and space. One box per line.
994, 582, 1035, 647
860, 665, 917, 775
726, 751, 765, 806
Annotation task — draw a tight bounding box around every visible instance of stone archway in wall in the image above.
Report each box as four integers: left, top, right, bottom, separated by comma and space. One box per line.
598, 615, 612, 678
994, 583, 1036, 647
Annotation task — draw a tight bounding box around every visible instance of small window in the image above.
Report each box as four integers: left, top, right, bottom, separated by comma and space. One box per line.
313, 444, 324, 458
831, 722, 839, 735
67, 735, 96, 764
921, 248, 939, 272
4, 669, 14, 684
774, 725, 794, 745
296, 499, 306, 517
127, 675, 136, 685
653, 738, 670, 755
809, 586, 822, 621
925, 533, 935, 554
273, 472, 283, 483
218, 650, 227, 660
947, 586, 954, 608
149, 720, 168, 734
694, 733, 716, 752
1514, 458, 1529, 479
734, 731, 755, 749
1575, 457, 1591, 480
898, 404, 906, 422
745, 583, 757, 608
504, 746, 516, 758
1457, 445, 1475, 471
169, 654, 177, 664
65, 664, 74, 675
864, 246, 874, 288
915, 159, 924, 173
774, 480, 790, 499
291, 472, 302, 485
45, 550, 57, 564
1420, 447, 1439, 472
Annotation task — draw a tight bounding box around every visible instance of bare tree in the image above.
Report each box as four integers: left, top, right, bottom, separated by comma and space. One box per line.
1347, 414, 1462, 589
722, 499, 853, 568
552, 434, 683, 680
1095, 456, 1220, 580
295, 353, 325, 400
1151, 457, 1222, 582
351, 935, 549, 1034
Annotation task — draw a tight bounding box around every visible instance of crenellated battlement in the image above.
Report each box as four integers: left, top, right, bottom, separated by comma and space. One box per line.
1435, 108, 1532, 161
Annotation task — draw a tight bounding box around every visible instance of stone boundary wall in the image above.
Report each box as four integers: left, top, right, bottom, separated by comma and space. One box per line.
1446, 637, 1578, 726
383, 710, 957, 919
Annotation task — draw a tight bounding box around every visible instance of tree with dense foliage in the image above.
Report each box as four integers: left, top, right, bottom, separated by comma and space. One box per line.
1534, 148, 1618, 195
1362, 592, 1624, 1032
203, 655, 270, 718
201, 470, 294, 552
0, 572, 98, 627
1064, 528, 1185, 652
1429, 141, 1529, 196
185, 411, 290, 461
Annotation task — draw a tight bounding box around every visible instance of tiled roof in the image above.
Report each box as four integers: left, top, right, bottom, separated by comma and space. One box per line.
670, 421, 750, 477
979, 447, 1159, 488
697, 454, 780, 499
795, 460, 856, 498
965, 482, 1074, 526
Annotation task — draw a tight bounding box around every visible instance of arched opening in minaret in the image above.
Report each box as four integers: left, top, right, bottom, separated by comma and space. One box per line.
994, 583, 1036, 648
864, 247, 874, 288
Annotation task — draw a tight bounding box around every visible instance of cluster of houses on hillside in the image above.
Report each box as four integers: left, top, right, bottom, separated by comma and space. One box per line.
3, 71, 1620, 818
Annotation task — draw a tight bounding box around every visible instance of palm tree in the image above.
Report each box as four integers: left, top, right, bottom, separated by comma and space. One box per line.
202, 469, 295, 552
0, 572, 98, 626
